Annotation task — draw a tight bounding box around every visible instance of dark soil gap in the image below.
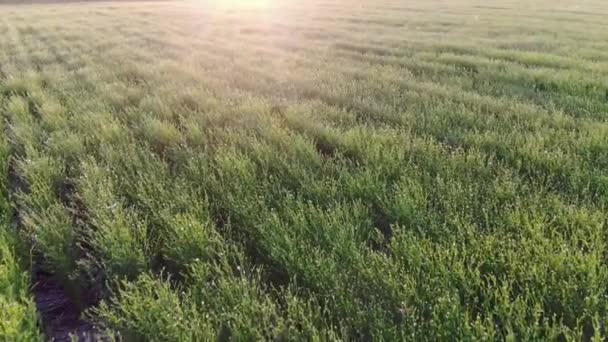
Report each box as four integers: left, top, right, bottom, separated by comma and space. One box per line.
32, 270, 100, 342
5, 150, 101, 340
369, 204, 394, 254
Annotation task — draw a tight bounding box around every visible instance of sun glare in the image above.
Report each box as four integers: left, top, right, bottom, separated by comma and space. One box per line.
207, 0, 273, 9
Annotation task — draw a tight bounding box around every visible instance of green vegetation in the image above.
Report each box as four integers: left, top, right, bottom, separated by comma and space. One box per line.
0, 229, 41, 341
0, 100, 41, 341
0, 0, 607, 340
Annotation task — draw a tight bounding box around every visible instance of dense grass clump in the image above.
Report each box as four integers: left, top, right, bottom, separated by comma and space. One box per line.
0, 0, 607, 340
0, 110, 42, 341
0, 229, 41, 341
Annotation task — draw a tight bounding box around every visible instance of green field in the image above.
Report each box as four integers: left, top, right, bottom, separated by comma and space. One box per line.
1, 0, 608, 340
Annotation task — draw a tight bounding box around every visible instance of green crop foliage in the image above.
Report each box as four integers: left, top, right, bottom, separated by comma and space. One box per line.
0, 102, 42, 341
0, 0, 607, 340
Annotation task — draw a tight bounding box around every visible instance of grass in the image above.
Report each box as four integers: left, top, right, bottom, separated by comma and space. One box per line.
0, 104, 42, 341
0, 0, 607, 340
